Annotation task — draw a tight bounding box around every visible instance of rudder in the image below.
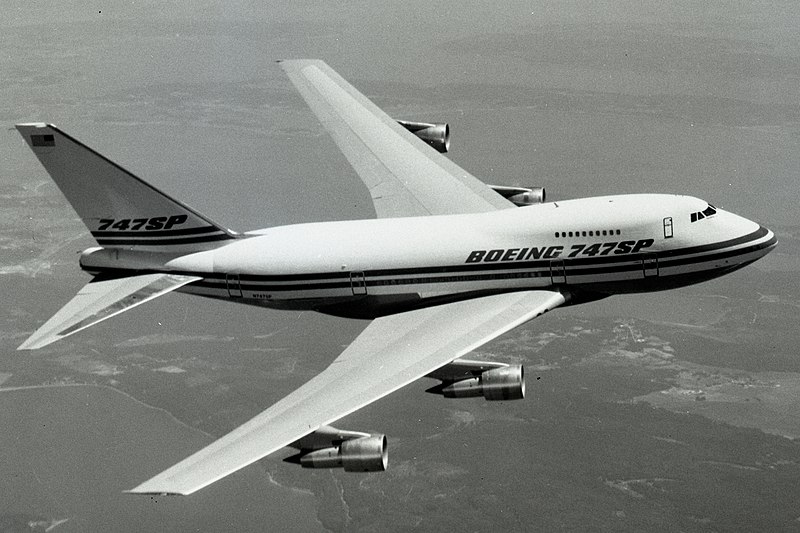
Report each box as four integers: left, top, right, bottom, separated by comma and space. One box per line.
16, 123, 237, 251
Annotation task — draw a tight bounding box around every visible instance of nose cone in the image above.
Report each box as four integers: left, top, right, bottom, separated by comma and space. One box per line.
761, 226, 778, 256
750, 225, 777, 271
716, 207, 777, 267
717, 206, 760, 237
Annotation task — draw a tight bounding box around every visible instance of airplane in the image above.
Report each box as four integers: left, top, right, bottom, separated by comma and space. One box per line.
15, 60, 776, 495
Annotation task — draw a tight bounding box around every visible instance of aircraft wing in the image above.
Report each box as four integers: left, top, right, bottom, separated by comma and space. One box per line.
280, 59, 515, 218
18, 273, 201, 350
128, 289, 565, 495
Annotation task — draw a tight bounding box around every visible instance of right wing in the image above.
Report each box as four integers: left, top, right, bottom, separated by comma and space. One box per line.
280, 59, 514, 218
128, 289, 565, 495
18, 273, 201, 350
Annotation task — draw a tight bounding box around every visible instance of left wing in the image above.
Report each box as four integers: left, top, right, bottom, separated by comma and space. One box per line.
280, 60, 515, 218
128, 289, 565, 495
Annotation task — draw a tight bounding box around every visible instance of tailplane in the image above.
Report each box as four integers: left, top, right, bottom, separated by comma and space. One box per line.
16, 123, 237, 252
17, 273, 201, 350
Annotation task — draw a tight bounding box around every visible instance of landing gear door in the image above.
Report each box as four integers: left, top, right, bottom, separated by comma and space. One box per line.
226, 273, 243, 298
350, 271, 367, 296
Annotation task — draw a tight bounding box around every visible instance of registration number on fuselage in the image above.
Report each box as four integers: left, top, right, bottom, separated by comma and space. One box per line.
466, 239, 654, 263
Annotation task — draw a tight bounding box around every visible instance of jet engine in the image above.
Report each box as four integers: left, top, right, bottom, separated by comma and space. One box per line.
437, 365, 525, 401
397, 120, 450, 153
298, 435, 388, 472
426, 360, 526, 401
489, 185, 546, 206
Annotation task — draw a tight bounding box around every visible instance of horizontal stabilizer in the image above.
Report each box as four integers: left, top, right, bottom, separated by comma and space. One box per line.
18, 273, 201, 350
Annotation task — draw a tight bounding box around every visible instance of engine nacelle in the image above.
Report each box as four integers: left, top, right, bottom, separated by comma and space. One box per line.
441, 365, 525, 401
299, 435, 388, 472
397, 120, 450, 153
488, 185, 546, 206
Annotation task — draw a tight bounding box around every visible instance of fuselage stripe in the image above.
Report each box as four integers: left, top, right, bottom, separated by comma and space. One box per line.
85, 230, 775, 295
95, 233, 234, 246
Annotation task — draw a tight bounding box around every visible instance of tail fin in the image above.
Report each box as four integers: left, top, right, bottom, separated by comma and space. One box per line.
16, 123, 237, 252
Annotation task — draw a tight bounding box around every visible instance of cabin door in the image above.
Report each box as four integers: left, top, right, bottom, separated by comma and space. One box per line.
642, 254, 659, 278
550, 259, 567, 285
226, 273, 243, 298
350, 271, 367, 295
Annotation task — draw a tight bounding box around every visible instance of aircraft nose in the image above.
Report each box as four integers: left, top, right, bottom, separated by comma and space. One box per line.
761, 226, 778, 255
753, 225, 778, 266
733, 220, 777, 264
714, 208, 776, 267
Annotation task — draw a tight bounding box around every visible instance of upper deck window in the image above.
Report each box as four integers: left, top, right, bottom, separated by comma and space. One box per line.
555, 228, 622, 238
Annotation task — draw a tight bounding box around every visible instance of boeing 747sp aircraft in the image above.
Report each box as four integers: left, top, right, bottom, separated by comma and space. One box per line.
15, 60, 776, 495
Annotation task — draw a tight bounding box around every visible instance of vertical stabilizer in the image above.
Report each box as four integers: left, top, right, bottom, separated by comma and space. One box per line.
16, 123, 237, 252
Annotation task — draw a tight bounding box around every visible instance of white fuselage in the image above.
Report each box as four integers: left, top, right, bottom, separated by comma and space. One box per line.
80, 194, 776, 318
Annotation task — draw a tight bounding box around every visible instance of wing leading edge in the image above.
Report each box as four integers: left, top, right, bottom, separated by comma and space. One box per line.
128, 289, 565, 495
280, 59, 514, 218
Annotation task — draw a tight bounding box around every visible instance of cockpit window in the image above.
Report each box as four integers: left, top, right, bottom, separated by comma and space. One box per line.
690, 204, 717, 223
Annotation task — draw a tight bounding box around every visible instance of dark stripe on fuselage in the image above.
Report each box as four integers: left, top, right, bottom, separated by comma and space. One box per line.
87, 227, 774, 291
95, 233, 233, 246
660, 232, 775, 269
231, 226, 771, 280
659, 226, 768, 258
